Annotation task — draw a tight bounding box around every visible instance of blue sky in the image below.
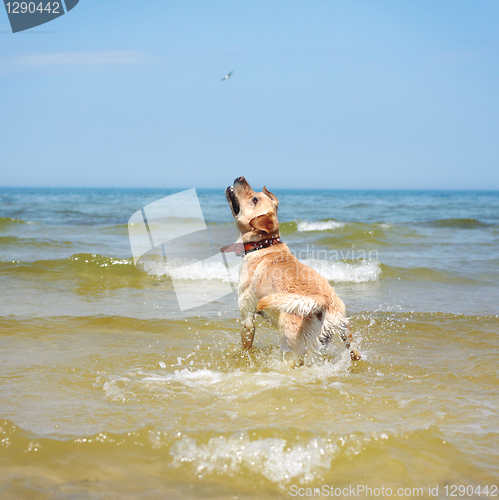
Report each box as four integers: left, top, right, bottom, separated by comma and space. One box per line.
1, 1, 498, 190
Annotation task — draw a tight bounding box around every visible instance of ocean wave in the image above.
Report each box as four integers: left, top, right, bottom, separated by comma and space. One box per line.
170, 433, 337, 484
297, 220, 346, 232
3, 252, 492, 287
3, 311, 496, 344
0, 417, 341, 486
346, 202, 371, 209
0, 216, 29, 228
421, 218, 490, 229
141, 256, 380, 284
0, 253, 138, 274
0, 315, 240, 338
98, 224, 130, 235
0, 249, 380, 285
0, 419, 343, 486
0, 254, 149, 292
303, 258, 381, 283
380, 264, 493, 286
139, 257, 240, 284
0, 235, 73, 248
1, 418, 479, 488
294, 221, 423, 247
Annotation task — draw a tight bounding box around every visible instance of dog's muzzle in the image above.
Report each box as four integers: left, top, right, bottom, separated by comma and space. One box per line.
225, 185, 240, 215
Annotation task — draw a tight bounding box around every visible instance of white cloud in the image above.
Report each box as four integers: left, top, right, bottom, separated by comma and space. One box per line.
14, 51, 148, 66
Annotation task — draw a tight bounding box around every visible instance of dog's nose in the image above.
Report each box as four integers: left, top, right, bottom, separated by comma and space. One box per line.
234, 176, 246, 185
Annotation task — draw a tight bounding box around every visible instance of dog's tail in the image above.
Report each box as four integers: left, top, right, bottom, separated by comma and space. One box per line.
256, 293, 327, 317
257, 293, 360, 359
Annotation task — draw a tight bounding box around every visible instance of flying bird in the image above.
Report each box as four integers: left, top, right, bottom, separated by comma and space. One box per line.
221, 71, 233, 82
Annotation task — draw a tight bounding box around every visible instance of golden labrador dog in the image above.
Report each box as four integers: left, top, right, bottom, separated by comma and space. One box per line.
225, 176, 361, 366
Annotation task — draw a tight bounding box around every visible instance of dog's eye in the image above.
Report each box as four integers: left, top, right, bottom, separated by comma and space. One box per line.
252, 197, 258, 204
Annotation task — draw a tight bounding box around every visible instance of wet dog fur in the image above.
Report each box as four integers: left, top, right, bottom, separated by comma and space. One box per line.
225, 176, 361, 367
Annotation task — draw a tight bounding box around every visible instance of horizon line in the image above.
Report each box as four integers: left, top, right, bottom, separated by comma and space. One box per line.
1, 186, 499, 193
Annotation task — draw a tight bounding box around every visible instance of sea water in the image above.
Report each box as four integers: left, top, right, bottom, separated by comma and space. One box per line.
0, 188, 498, 498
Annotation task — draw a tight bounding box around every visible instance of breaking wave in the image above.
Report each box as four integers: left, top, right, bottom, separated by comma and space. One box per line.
143, 257, 381, 284
1, 418, 477, 488
297, 220, 346, 232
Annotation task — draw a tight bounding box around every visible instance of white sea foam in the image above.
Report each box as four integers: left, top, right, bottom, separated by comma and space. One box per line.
297, 221, 345, 232
102, 351, 353, 403
142, 368, 224, 386
170, 433, 338, 484
101, 378, 136, 403
140, 257, 380, 284
303, 258, 381, 283
139, 258, 239, 283
140, 368, 289, 396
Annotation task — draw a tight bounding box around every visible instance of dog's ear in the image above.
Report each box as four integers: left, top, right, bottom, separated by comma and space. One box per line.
263, 186, 278, 205
250, 212, 279, 234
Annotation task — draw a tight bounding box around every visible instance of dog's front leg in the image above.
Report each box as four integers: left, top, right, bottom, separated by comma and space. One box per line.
240, 314, 255, 349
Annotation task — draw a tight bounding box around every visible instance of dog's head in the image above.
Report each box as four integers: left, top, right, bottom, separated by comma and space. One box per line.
226, 176, 279, 241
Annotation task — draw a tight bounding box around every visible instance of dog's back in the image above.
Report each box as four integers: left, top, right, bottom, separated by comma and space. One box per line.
242, 244, 353, 356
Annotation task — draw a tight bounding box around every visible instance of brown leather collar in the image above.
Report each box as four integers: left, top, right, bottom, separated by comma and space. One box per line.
221, 235, 282, 256
243, 235, 282, 254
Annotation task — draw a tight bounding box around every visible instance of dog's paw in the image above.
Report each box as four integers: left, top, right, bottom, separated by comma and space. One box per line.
350, 348, 361, 361
282, 351, 305, 369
